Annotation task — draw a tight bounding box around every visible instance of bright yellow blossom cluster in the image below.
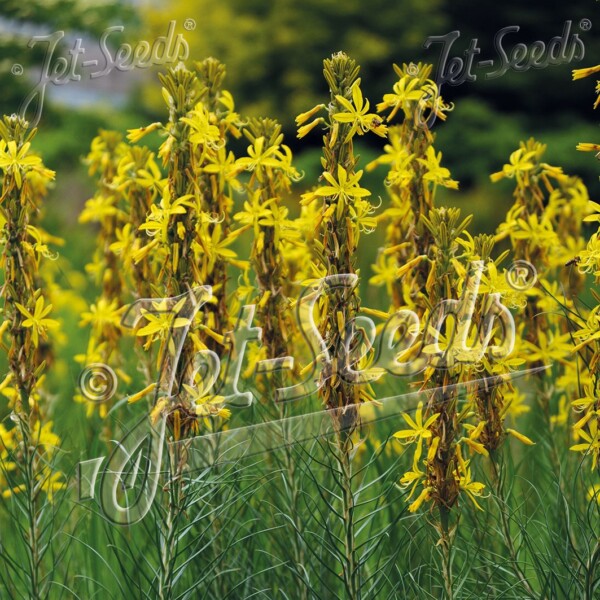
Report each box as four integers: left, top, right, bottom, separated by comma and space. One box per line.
568, 64, 600, 470
0, 115, 65, 512
492, 137, 592, 444
77, 130, 131, 418
367, 63, 456, 312
297, 53, 381, 430
124, 61, 248, 437
362, 69, 552, 558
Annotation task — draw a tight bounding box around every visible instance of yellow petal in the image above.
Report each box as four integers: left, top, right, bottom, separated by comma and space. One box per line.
127, 383, 157, 404
506, 428, 535, 445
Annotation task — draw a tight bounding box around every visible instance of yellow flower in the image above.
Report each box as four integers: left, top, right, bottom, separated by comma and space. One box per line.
202, 146, 243, 188
313, 165, 370, 201
577, 143, 600, 153
490, 148, 536, 182
150, 397, 169, 424
511, 213, 558, 249
582, 200, 600, 224
571, 423, 600, 470
477, 261, 527, 310
236, 136, 282, 176
193, 222, 247, 275
578, 234, 600, 279
78, 194, 120, 224
37, 469, 65, 502
587, 484, 600, 503
523, 330, 572, 365
399, 457, 425, 490
182, 384, 229, 419
15, 295, 58, 348
506, 428, 535, 446
461, 422, 489, 456
127, 382, 157, 404
31, 420, 61, 455
457, 467, 486, 510
115, 148, 163, 193
408, 486, 433, 513
295, 104, 326, 126
393, 401, 440, 445
550, 395, 570, 428
257, 202, 299, 244
417, 146, 458, 189
139, 191, 195, 243
109, 224, 134, 257
233, 191, 274, 236
26, 225, 60, 261
180, 105, 222, 150
572, 385, 596, 413
136, 298, 190, 347
502, 388, 530, 420
366, 132, 415, 175
369, 252, 398, 296
456, 446, 487, 510
572, 65, 600, 80
309, 165, 371, 221
333, 79, 388, 142
377, 75, 427, 121
80, 298, 123, 337
297, 118, 325, 139
0, 140, 47, 189
126, 121, 162, 143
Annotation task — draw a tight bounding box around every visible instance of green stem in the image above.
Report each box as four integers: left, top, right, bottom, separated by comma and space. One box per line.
277, 402, 308, 600
19, 415, 41, 600
439, 507, 453, 600
585, 540, 600, 600
157, 443, 185, 600
489, 455, 536, 598
336, 434, 360, 600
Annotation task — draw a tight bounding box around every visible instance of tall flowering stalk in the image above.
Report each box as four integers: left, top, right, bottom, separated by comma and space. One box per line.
78, 131, 129, 419
417, 209, 482, 598
296, 51, 384, 600
368, 63, 455, 313
130, 65, 207, 600
236, 117, 300, 383
468, 134, 592, 595
112, 145, 163, 300
298, 53, 384, 425
493, 140, 569, 342
129, 61, 245, 434
236, 116, 307, 591
492, 141, 588, 438
366, 65, 477, 596
570, 64, 600, 476
0, 115, 64, 599
127, 61, 245, 599
193, 58, 246, 352
389, 208, 533, 595
109, 145, 164, 389
369, 64, 528, 594
460, 232, 538, 596
562, 62, 600, 600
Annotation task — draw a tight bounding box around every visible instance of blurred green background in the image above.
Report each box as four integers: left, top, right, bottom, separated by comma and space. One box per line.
2, 3, 598, 176
2, 0, 598, 226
